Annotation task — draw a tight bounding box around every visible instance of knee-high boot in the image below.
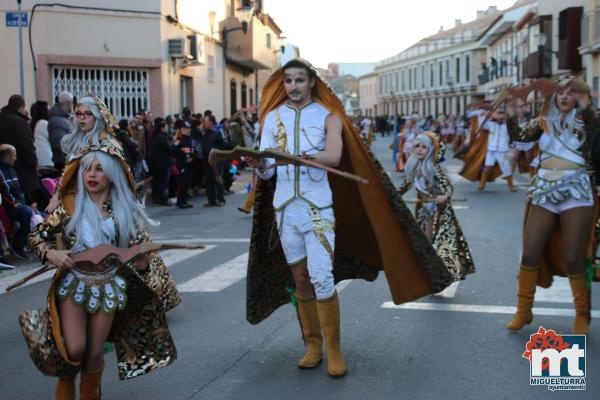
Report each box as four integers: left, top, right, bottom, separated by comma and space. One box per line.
237, 187, 256, 214
55, 378, 75, 400
478, 170, 489, 191
316, 292, 348, 377
568, 275, 591, 335
80, 362, 103, 400
296, 295, 323, 368
506, 175, 517, 192
506, 266, 538, 331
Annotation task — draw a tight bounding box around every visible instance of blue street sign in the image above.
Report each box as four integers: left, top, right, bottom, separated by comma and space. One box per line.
5, 12, 28, 27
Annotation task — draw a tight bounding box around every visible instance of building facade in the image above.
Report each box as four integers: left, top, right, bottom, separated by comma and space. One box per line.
478, 1, 537, 97
0, 0, 283, 119
358, 72, 378, 116
374, 7, 504, 118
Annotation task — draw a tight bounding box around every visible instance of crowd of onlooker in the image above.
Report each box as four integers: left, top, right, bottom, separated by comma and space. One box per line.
0, 91, 259, 265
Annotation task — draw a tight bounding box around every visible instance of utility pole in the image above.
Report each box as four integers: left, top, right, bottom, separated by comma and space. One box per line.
17, 0, 24, 96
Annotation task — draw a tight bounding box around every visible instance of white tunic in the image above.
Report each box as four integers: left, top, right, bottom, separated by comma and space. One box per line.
482, 117, 510, 152
257, 101, 332, 210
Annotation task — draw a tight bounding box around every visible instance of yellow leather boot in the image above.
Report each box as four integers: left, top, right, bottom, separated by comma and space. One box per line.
568, 274, 591, 335
507, 175, 517, 192
237, 187, 256, 214
55, 378, 75, 400
316, 292, 348, 377
80, 363, 103, 400
478, 170, 489, 191
296, 295, 323, 368
506, 266, 538, 330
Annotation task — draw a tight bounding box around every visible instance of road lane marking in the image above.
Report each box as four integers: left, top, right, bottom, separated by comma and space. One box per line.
380, 301, 600, 318
177, 252, 249, 293
153, 237, 250, 243
431, 281, 459, 298
160, 245, 214, 266
0, 246, 214, 295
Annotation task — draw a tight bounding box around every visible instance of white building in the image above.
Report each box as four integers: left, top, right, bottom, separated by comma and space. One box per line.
358, 71, 378, 116
374, 6, 514, 117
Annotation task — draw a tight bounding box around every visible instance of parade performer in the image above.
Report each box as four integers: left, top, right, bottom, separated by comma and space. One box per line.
398, 132, 475, 282
45, 96, 180, 311
245, 58, 453, 377
505, 77, 599, 334
61, 96, 122, 160
458, 103, 505, 190
20, 145, 178, 399
480, 109, 517, 192
47, 96, 123, 212
510, 110, 538, 179
397, 116, 418, 172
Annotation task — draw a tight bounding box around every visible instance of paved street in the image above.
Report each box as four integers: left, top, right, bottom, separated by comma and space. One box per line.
0, 135, 598, 400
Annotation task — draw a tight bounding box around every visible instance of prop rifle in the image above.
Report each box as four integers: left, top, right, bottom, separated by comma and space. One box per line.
5, 242, 203, 292
209, 146, 369, 185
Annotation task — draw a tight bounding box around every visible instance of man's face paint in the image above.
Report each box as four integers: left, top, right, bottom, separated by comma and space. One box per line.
283, 67, 314, 106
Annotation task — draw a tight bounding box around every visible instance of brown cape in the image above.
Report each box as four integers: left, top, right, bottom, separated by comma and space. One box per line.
458, 117, 501, 182
246, 59, 453, 324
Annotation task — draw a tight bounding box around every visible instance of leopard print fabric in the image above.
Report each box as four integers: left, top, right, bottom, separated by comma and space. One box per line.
135, 231, 182, 312
19, 309, 81, 381
112, 266, 177, 380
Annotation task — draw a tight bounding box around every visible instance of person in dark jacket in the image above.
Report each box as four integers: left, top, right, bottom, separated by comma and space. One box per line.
0, 95, 39, 197
150, 118, 172, 205
47, 91, 73, 171
0, 144, 33, 259
218, 118, 235, 193
201, 114, 226, 207
172, 119, 195, 209
117, 118, 141, 170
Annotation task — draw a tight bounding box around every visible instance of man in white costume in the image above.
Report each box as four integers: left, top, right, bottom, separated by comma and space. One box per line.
248, 59, 346, 377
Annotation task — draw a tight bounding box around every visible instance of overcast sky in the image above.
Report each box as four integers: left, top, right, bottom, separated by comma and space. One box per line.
264, 0, 517, 68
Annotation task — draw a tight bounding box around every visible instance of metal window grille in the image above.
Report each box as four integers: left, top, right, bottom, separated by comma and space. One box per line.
52, 65, 150, 120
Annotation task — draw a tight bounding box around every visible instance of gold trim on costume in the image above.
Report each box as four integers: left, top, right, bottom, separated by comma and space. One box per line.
309, 206, 335, 262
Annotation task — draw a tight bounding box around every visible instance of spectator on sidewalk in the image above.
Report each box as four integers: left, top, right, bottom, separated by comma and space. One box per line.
172, 119, 195, 209
150, 117, 172, 206
0, 95, 39, 198
47, 91, 73, 171
30, 100, 53, 171
0, 144, 33, 259
201, 114, 226, 207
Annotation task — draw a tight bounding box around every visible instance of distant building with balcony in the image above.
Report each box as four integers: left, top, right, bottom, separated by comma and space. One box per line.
358, 71, 378, 116
521, 0, 585, 80
374, 6, 504, 118
477, 1, 537, 97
